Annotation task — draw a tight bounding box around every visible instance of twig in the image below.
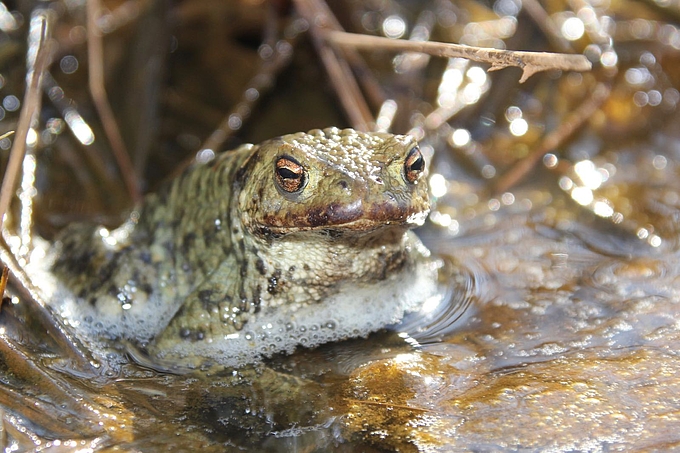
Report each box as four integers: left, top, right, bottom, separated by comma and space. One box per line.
166, 6, 299, 180
0, 15, 52, 225
326, 30, 592, 83
0, 237, 98, 373
493, 83, 611, 193
293, 0, 374, 131
298, 0, 386, 110
43, 72, 120, 202
87, 0, 141, 203
0, 266, 8, 300
201, 4, 294, 154
521, 0, 574, 54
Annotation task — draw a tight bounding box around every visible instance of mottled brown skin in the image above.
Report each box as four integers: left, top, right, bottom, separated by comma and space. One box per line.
52, 128, 430, 354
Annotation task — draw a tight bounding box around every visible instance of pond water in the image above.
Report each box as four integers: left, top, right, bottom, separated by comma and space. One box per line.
5, 151, 680, 451
2, 0, 680, 451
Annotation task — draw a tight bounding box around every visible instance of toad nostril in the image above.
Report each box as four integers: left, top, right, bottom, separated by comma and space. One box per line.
338, 180, 349, 190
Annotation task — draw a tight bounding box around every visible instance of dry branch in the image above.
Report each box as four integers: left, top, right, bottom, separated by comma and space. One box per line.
0, 237, 98, 373
293, 0, 375, 131
0, 266, 8, 300
0, 15, 53, 224
326, 30, 592, 83
87, 0, 141, 203
201, 5, 293, 154
494, 83, 611, 193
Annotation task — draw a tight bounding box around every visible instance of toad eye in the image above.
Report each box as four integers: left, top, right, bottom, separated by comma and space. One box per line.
404, 146, 425, 184
275, 156, 307, 193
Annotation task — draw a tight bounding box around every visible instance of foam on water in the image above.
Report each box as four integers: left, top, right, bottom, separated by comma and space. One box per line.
155, 256, 444, 368
30, 239, 444, 368
27, 243, 181, 346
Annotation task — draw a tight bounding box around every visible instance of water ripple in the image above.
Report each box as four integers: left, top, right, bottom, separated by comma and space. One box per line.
397, 256, 493, 345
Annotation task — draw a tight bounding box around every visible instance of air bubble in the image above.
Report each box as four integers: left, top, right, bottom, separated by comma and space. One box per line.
47, 238, 441, 369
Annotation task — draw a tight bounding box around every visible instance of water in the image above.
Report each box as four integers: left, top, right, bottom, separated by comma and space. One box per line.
5, 189, 680, 451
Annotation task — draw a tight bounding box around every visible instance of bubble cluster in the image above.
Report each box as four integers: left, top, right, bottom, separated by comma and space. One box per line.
34, 240, 442, 368
154, 256, 443, 368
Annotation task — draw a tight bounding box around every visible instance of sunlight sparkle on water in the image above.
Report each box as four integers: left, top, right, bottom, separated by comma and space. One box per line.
383, 15, 406, 39
430, 173, 448, 197
64, 108, 95, 145
574, 160, 604, 189
625, 67, 652, 86
601, 50, 618, 67
430, 210, 452, 227
544, 153, 558, 168
196, 148, 215, 163
437, 59, 465, 107
509, 118, 528, 136
481, 164, 496, 179
561, 17, 585, 40
592, 200, 614, 217
467, 66, 487, 85
376, 99, 398, 132
421, 294, 443, 314
501, 192, 515, 205
25, 128, 38, 147
451, 128, 471, 147
394, 353, 418, 364
571, 186, 594, 206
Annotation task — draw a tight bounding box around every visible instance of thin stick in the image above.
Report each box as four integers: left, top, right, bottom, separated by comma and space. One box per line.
317, 43, 373, 131
0, 266, 8, 300
326, 30, 592, 83
87, 0, 141, 203
521, 0, 574, 54
493, 83, 611, 193
299, 0, 386, 110
201, 5, 294, 154
0, 237, 98, 373
293, 0, 374, 131
0, 16, 52, 225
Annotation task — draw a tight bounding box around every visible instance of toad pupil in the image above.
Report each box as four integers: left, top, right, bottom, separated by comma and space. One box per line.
275, 156, 306, 192
404, 147, 425, 183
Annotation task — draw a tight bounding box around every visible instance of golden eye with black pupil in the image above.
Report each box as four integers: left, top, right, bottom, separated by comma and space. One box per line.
404, 146, 425, 183
275, 156, 307, 193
